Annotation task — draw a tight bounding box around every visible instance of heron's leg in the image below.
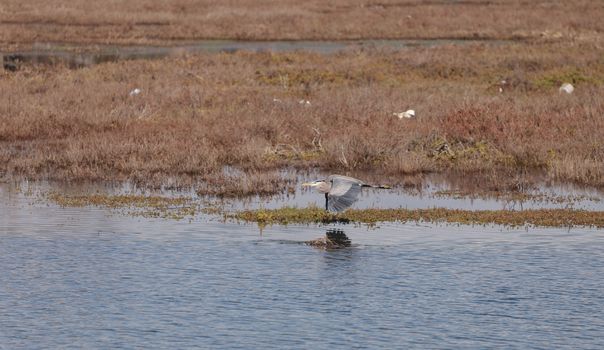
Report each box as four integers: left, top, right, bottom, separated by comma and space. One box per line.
325, 193, 328, 211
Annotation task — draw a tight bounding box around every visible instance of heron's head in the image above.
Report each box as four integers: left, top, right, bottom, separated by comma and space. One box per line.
301, 179, 330, 193
302, 179, 326, 188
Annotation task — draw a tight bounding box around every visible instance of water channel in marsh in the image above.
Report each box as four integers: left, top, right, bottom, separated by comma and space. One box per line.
2, 38, 509, 70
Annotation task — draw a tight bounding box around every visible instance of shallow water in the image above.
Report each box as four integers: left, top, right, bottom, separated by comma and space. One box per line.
230, 173, 604, 212
24, 173, 604, 212
2, 184, 604, 349
240, 184, 604, 212
3, 38, 504, 69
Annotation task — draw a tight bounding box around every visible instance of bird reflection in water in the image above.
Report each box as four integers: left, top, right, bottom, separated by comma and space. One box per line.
306, 229, 351, 249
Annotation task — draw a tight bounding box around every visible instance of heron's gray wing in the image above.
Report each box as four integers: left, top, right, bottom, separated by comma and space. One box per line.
327, 177, 362, 212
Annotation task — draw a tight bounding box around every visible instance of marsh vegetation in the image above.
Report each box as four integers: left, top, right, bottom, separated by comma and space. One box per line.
2, 41, 604, 196
2, 0, 603, 51
231, 206, 604, 228
2, 0, 604, 220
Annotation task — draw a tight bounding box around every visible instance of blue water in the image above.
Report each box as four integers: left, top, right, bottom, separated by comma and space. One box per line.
1, 185, 604, 349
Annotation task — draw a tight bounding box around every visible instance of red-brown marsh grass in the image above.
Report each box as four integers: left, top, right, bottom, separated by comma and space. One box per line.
1, 0, 604, 50
1, 41, 604, 195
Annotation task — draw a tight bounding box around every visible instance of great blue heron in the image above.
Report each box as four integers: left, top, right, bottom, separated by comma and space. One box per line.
302, 175, 390, 212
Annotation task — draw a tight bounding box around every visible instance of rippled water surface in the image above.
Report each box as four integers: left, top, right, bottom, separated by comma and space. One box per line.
1, 184, 604, 349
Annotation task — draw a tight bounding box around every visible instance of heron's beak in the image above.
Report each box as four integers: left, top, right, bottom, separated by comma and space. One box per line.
301, 182, 314, 187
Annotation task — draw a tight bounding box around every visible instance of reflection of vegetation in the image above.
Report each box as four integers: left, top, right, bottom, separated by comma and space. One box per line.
306, 229, 351, 249
232, 206, 604, 228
